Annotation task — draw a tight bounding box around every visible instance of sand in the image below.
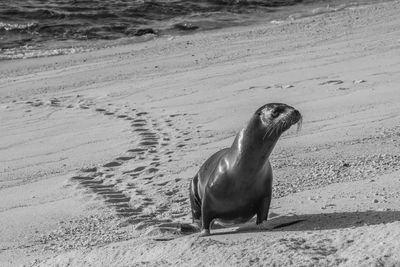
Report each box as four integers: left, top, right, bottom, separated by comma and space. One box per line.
1, 1, 400, 266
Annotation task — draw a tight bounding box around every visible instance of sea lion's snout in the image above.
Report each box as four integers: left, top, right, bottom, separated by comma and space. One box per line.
290, 108, 302, 124
284, 107, 302, 132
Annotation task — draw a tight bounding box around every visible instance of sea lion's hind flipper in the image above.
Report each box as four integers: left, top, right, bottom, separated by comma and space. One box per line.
189, 174, 201, 224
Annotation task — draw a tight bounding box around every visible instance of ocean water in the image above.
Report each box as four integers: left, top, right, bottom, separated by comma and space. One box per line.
0, 0, 391, 60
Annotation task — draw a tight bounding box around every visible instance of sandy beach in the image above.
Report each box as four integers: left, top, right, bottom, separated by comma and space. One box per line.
1, 1, 400, 266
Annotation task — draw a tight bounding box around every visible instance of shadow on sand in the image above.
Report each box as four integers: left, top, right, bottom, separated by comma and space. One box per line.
151, 210, 400, 239
220, 210, 400, 235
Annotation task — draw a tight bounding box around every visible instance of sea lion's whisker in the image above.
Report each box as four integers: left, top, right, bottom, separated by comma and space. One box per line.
268, 123, 278, 138
296, 116, 303, 132
263, 121, 277, 140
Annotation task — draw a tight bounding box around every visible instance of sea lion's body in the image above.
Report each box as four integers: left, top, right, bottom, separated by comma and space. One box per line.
189, 103, 301, 235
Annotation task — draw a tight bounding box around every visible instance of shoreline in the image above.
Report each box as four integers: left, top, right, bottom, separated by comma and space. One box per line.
0, 0, 392, 60
1, 0, 400, 266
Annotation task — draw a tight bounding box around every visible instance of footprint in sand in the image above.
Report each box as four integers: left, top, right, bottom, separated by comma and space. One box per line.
132, 123, 146, 127
145, 138, 159, 143
71, 175, 139, 217
127, 148, 146, 153
248, 86, 271, 90
141, 131, 157, 136
142, 138, 158, 142
126, 183, 136, 189
103, 161, 122, 168
146, 167, 158, 174
135, 189, 145, 195
164, 189, 179, 196
71, 176, 96, 183
133, 166, 146, 172
117, 207, 143, 217
134, 128, 149, 132
150, 157, 160, 163
140, 141, 158, 146
319, 80, 344, 85
115, 156, 134, 161
104, 196, 131, 204
79, 179, 103, 186
81, 167, 97, 173
140, 132, 157, 137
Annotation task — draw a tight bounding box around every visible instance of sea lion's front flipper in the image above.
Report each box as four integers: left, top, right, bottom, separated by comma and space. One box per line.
256, 195, 272, 225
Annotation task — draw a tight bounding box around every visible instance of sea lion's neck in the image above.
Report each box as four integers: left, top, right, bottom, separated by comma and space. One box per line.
229, 117, 279, 176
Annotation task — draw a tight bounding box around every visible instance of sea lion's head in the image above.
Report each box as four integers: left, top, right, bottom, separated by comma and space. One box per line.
254, 103, 302, 141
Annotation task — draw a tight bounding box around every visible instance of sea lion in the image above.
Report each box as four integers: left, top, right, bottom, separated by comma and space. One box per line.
189, 103, 302, 236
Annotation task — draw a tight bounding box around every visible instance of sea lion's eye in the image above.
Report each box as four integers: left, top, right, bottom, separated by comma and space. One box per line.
271, 109, 280, 118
